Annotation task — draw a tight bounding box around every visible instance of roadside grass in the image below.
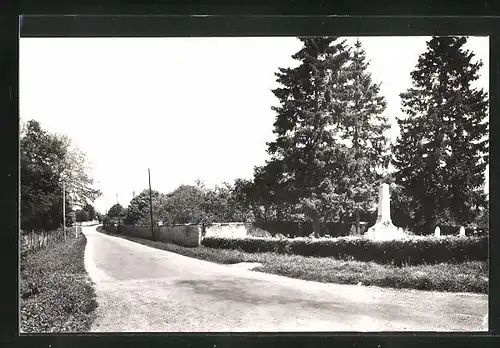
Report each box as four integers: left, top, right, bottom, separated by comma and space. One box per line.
97, 227, 488, 294
20, 233, 98, 333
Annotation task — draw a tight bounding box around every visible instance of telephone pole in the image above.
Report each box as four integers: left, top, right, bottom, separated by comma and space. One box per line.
62, 181, 66, 242
148, 168, 154, 240
116, 193, 121, 226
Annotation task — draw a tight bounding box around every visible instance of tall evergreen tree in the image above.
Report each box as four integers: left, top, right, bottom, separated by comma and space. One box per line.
336, 39, 391, 232
393, 36, 488, 233
265, 37, 350, 234
263, 37, 390, 235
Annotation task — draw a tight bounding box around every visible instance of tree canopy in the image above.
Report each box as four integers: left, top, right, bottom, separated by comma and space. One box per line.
393, 36, 488, 233
124, 189, 162, 225
107, 203, 125, 220
20, 120, 101, 231
248, 37, 391, 234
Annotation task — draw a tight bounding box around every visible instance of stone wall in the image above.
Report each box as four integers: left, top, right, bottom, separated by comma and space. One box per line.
203, 222, 272, 238
112, 224, 202, 247
118, 225, 153, 239
158, 224, 202, 247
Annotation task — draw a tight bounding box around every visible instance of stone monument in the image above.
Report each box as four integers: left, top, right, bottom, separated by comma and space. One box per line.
459, 226, 466, 237
364, 183, 407, 241
434, 226, 441, 237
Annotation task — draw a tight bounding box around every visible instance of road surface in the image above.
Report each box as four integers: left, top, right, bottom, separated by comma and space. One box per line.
82, 226, 488, 332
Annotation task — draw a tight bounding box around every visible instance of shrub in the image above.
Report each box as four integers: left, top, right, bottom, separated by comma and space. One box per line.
201, 235, 488, 266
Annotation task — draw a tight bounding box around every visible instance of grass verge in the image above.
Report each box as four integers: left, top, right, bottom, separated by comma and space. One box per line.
97, 227, 488, 294
20, 233, 98, 333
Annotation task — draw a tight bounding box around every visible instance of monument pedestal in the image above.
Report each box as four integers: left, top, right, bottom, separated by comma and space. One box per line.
365, 220, 405, 241
364, 183, 407, 241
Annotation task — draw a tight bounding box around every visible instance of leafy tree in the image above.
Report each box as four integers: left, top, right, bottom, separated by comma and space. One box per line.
107, 203, 125, 221
75, 209, 90, 222
242, 161, 296, 222
21, 120, 68, 231
125, 189, 162, 225
393, 36, 488, 233
74, 204, 96, 222
200, 181, 254, 223
54, 134, 101, 207
161, 185, 206, 224
96, 212, 104, 223
233, 178, 263, 220
20, 120, 101, 232
82, 203, 96, 221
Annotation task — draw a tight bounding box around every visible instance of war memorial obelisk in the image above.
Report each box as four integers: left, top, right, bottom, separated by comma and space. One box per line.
365, 183, 407, 240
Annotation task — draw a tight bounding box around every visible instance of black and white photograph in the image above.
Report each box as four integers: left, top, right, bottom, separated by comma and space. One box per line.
19, 33, 489, 332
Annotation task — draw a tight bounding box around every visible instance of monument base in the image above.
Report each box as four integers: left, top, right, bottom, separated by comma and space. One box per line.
364, 220, 407, 241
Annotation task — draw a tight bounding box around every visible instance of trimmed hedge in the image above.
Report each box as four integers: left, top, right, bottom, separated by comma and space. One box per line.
201, 235, 488, 266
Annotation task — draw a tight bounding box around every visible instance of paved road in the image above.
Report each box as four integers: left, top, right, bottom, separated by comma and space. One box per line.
83, 226, 488, 332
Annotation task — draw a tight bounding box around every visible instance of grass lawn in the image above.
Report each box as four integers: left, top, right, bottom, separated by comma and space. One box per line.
97, 227, 488, 294
20, 233, 98, 333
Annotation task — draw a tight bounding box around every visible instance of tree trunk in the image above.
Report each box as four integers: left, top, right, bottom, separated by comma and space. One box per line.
312, 216, 321, 237
355, 207, 360, 235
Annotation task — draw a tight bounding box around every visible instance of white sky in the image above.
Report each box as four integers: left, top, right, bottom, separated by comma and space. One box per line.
19, 36, 489, 213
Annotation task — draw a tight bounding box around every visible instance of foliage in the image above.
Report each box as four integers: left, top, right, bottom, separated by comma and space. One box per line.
473, 204, 489, 235
393, 36, 489, 233
160, 185, 206, 224
75, 209, 90, 222
124, 189, 162, 225
75, 203, 97, 222
20, 120, 100, 232
202, 235, 487, 266
198, 180, 254, 224
53, 134, 102, 207
249, 38, 390, 233
107, 203, 125, 220
264, 37, 350, 229
82, 203, 96, 221
21, 120, 72, 231
96, 212, 104, 223
135, 181, 256, 226
334, 40, 391, 227
20, 234, 98, 333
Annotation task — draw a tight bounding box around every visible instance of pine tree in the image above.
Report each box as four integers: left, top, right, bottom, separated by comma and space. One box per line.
393, 36, 488, 233
263, 37, 390, 235
337, 39, 390, 233
264, 37, 350, 234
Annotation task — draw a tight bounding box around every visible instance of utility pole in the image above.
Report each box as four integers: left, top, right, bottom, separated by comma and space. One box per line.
63, 181, 66, 242
116, 193, 121, 226
148, 168, 154, 240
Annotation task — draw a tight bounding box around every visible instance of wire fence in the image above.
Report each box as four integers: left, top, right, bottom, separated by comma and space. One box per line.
20, 222, 83, 253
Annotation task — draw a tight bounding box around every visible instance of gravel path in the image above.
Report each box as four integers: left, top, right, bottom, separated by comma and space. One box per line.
83, 226, 488, 332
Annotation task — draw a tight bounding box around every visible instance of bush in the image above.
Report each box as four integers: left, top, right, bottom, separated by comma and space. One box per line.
202, 235, 488, 266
